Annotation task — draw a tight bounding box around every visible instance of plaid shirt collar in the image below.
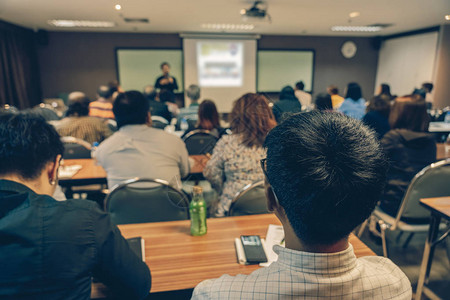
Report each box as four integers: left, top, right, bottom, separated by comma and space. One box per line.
273, 243, 357, 274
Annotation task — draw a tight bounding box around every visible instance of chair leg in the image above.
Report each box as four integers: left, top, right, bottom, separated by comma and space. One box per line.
395, 231, 404, 244
379, 221, 389, 258
357, 218, 369, 238
402, 233, 414, 249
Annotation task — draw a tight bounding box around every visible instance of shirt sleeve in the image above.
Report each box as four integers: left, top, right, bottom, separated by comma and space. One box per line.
92, 209, 151, 299
178, 139, 190, 178
191, 280, 213, 300
173, 77, 178, 91
203, 137, 227, 192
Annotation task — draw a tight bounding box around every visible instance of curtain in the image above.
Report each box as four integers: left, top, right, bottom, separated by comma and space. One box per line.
0, 21, 41, 109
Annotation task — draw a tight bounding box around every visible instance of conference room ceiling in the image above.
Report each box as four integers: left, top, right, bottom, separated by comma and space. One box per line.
1, 0, 449, 36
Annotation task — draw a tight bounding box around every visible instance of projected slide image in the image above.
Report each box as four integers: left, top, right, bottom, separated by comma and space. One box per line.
197, 42, 243, 87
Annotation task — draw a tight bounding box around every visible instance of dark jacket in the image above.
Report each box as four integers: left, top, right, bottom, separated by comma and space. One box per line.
362, 111, 390, 139
148, 99, 172, 122
380, 130, 436, 217
0, 180, 151, 299
272, 95, 302, 123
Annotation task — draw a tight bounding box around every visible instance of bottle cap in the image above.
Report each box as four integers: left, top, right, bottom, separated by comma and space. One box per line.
193, 186, 203, 194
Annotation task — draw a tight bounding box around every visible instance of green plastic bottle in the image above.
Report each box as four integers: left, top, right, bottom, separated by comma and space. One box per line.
190, 186, 207, 236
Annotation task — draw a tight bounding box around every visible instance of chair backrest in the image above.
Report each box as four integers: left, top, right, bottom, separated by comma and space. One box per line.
61, 136, 92, 159
393, 159, 450, 228
228, 181, 269, 216
151, 116, 169, 130
183, 129, 218, 155
104, 178, 190, 225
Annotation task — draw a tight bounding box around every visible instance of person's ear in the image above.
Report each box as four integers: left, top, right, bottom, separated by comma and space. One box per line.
48, 154, 62, 186
146, 111, 153, 126
264, 181, 279, 212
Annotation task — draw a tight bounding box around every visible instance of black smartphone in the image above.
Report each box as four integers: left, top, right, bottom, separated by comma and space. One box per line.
240, 235, 267, 264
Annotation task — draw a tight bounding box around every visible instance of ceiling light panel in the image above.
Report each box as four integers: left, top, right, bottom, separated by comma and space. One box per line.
331, 26, 382, 32
48, 20, 116, 28
202, 23, 255, 30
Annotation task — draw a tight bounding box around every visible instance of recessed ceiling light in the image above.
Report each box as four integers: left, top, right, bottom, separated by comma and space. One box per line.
349, 12, 360, 18
445, 15, 450, 20
115, 4, 122, 10
201, 23, 255, 31
48, 20, 116, 28
331, 25, 382, 32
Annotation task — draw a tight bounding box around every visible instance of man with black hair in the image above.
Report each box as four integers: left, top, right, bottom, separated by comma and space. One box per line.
294, 80, 312, 109
155, 62, 178, 93
89, 85, 115, 120
93, 90, 189, 189
0, 113, 151, 299
51, 91, 111, 144
192, 112, 411, 299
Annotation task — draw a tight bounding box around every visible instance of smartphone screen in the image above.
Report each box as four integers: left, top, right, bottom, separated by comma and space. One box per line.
240, 235, 267, 264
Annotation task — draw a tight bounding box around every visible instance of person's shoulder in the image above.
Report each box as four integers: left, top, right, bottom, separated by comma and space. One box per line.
192, 274, 248, 299
357, 256, 411, 296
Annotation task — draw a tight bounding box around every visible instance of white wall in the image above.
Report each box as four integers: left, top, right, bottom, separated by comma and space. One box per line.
375, 32, 439, 96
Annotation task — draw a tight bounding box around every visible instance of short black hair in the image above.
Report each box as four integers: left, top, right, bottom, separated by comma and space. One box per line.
160, 62, 170, 69
66, 96, 90, 117
295, 81, 305, 90
421, 82, 433, 93
113, 91, 149, 129
264, 111, 387, 245
314, 93, 333, 111
345, 82, 363, 101
97, 85, 114, 99
0, 113, 64, 180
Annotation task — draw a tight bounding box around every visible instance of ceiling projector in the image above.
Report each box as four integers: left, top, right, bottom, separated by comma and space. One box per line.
240, 1, 268, 19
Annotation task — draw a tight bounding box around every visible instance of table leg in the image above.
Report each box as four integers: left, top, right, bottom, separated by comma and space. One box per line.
415, 214, 441, 300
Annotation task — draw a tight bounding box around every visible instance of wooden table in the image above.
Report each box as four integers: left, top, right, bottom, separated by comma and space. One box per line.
416, 197, 450, 300
91, 214, 375, 297
436, 143, 449, 161
59, 155, 209, 187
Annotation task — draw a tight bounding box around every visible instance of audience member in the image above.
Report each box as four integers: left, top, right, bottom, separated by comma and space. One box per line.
182, 100, 226, 139
89, 85, 115, 120
272, 86, 302, 123
379, 95, 436, 218
193, 112, 411, 299
93, 91, 189, 189
0, 113, 151, 299
314, 93, 333, 111
178, 84, 201, 122
143, 85, 171, 122
294, 81, 312, 109
154, 62, 178, 93
362, 95, 391, 139
376, 83, 395, 100
204, 93, 276, 217
159, 89, 180, 117
421, 82, 434, 107
327, 85, 345, 109
29, 104, 60, 121
51, 92, 112, 144
338, 82, 366, 119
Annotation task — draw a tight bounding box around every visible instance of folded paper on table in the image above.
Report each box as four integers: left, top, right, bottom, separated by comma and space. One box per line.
260, 224, 285, 267
58, 165, 82, 179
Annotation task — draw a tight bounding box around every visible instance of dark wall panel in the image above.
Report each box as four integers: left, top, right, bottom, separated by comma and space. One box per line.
37, 32, 378, 102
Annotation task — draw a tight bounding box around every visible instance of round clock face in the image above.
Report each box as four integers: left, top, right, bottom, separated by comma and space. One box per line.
341, 41, 357, 58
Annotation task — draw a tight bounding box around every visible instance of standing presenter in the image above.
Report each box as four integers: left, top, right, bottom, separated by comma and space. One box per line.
155, 62, 178, 93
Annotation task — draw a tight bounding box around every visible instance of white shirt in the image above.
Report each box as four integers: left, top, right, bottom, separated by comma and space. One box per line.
192, 244, 412, 300
295, 90, 312, 108
94, 124, 189, 189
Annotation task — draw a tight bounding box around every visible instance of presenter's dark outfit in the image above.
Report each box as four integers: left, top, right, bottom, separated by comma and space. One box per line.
0, 180, 151, 299
155, 75, 178, 93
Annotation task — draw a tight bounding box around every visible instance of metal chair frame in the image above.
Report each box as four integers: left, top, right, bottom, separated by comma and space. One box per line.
358, 159, 450, 257
104, 177, 190, 222
228, 180, 266, 216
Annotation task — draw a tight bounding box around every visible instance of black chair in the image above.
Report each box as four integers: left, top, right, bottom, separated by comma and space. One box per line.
182, 129, 218, 155
228, 181, 269, 216
104, 178, 190, 225
61, 136, 91, 159
151, 116, 169, 130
